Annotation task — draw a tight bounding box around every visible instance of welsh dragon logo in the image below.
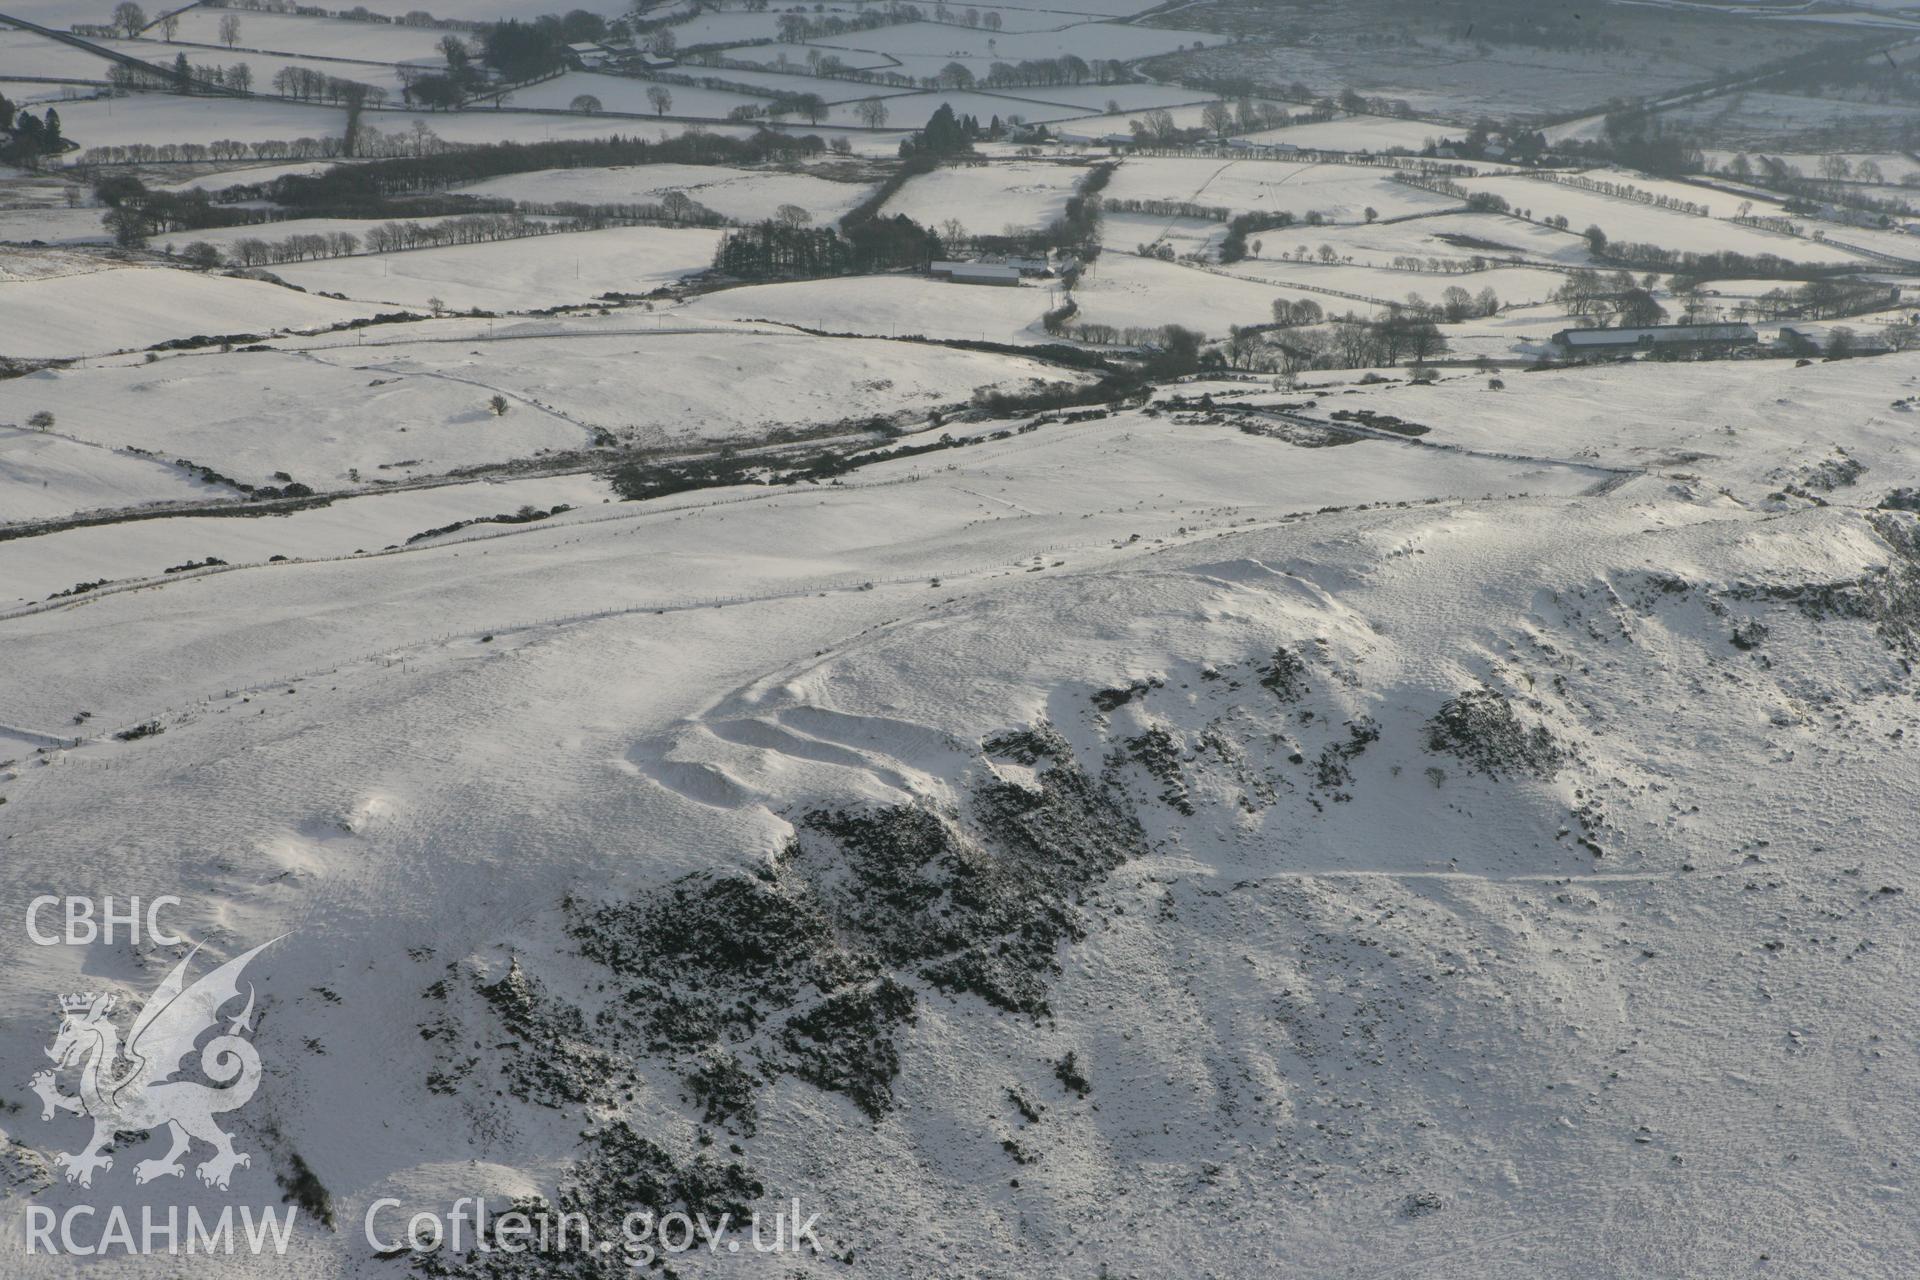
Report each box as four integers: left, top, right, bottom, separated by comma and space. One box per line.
29, 938, 282, 1190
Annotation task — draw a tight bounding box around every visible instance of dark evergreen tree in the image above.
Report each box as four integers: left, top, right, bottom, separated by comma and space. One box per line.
482, 20, 565, 82
900, 103, 975, 160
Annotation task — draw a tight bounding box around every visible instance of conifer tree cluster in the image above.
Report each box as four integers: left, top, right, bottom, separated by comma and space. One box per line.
0, 93, 65, 166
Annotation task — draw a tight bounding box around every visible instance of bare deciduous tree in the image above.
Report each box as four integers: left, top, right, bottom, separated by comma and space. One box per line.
111, 1, 146, 38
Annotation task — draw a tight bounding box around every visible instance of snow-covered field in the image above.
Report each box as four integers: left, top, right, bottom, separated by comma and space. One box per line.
676, 274, 1056, 344
715, 42, 898, 72
981, 82, 1209, 113
0, 0, 131, 26
1459, 173, 1865, 264
0, 423, 224, 523
288, 326, 1087, 448
646, 66, 871, 101
155, 10, 450, 63
242, 0, 621, 17
0, 206, 109, 245
1301, 211, 1601, 267
1222, 258, 1569, 308
32, 92, 846, 156
460, 164, 877, 225
101, 39, 412, 99
0, 81, 102, 106
1100, 208, 1227, 258
656, 8, 810, 47
266, 224, 725, 310
1236, 114, 1446, 153
1, 311, 1095, 521
488, 71, 772, 120
1074, 99, 1226, 136
1073, 252, 1319, 335
818, 18, 1222, 72
0, 262, 375, 357
40, 93, 351, 150
0, 470, 619, 603
156, 161, 345, 195
156, 215, 480, 257
1105, 156, 1464, 222
883, 158, 1086, 233
823, 89, 1084, 129
0, 350, 596, 492
1705, 149, 1920, 185
0, 28, 121, 80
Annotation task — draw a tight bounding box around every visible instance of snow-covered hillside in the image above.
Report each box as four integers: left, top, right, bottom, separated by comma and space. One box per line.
2, 352, 1918, 1276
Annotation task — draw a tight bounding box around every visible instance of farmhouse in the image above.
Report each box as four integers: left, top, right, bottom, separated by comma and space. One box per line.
1552, 322, 1758, 356
931, 261, 1022, 287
